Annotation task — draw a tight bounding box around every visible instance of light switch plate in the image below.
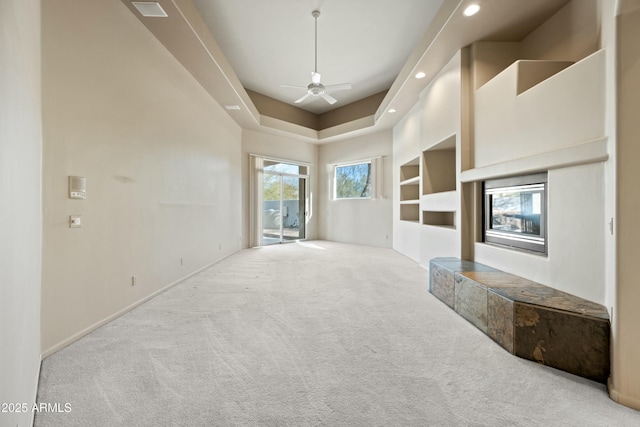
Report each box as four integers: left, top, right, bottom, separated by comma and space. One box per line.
69, 215, 82, 228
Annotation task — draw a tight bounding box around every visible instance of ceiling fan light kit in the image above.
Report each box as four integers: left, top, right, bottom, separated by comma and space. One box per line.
281, 10, 351, 106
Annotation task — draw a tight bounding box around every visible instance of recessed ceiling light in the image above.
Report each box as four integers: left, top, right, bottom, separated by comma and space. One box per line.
388, 108, 397, 113
463, 4, 481, 17
224, 105, 241, 110
132, 2, 168, 17
415, 72, 426, 79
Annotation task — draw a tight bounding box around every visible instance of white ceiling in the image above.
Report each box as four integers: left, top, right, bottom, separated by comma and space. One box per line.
192, 0, 444, 114
123, 0, 571, 143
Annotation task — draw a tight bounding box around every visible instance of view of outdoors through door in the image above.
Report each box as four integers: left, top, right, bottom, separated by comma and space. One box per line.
262, 160, 307, 245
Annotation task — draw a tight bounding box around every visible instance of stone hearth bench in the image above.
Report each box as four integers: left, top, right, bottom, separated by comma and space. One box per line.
429, 257, 610, 383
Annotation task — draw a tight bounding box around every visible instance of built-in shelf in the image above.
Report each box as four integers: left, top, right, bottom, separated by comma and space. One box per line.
400, 158, 420, 181
422, 211, 456, 228
423, 136, 456, 195
400, 183, 420, 202
400, 204, 420, 222
400, 157, 421, 221
419, 135, 458, 229
400, 176, 420, 186
420, 190, 457, 212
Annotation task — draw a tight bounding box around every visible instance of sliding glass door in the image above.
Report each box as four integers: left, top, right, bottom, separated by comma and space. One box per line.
261, 160, 307, 245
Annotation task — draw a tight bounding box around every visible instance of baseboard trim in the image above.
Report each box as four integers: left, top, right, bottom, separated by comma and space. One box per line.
30, 355, 42, 427
609, 379, 640, 410
41, 250, 240, 358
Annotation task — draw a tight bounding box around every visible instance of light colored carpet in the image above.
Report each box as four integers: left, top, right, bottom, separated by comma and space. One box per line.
35, 241, 640, 426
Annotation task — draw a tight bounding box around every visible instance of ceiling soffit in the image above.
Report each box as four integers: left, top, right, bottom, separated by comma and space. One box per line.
121, 0, 570, 144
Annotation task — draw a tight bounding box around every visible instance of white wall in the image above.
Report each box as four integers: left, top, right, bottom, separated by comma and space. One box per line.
470, 2, 609, 305
393, 52, 463, 263
41, 0, 242, 355
318, 131, 393, 248
241, 129, 319, 247
474, 50, 605, 168
419, 52, 463, 265
420, 53, 462, 151
475, 163, 605, 303
0, 0, 42, 425
393, 105, 422, 260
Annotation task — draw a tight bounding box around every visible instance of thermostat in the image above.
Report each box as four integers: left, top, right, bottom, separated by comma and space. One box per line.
69, 176, 86, 199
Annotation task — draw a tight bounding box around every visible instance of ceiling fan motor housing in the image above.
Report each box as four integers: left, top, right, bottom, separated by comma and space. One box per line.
308, 83, 325, 96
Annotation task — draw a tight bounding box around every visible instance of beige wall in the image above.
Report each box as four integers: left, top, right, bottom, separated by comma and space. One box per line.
247, 89, 319, 130
41, 0, 242, 355
519, 0, 601, 62
611, 2, 640, 410
318, 131, 393, 248
318, 91, 387, 130
0, 0, 42, 425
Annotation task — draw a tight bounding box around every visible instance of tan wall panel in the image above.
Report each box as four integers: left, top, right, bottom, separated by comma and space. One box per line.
612, 4, 640, 410
41, 0, 242, 354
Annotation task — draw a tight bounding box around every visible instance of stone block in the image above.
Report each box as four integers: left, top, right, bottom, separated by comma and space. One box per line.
429, 261, 455, 308
487, 291, 514, 353
514, 302, 610, 383
454, 274, 488, 333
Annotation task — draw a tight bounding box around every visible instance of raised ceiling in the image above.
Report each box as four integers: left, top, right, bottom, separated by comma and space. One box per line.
191, 0, 444, 114
122, 0, 570, 143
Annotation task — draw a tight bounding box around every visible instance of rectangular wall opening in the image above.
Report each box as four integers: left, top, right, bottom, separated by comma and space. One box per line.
483, 172, 547, 254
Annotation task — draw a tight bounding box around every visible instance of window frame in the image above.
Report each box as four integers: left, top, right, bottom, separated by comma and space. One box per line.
333, 160, 374, 200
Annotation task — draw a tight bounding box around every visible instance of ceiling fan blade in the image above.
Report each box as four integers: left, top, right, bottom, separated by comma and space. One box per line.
280, 84, 307, 90
320, 93, 337, 105
324, 83, 351, 92
295, 93, 312, 104
311, 72, 321, 84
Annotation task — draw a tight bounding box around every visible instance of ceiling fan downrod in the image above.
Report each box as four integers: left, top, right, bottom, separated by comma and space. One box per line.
312, 10, 320, 74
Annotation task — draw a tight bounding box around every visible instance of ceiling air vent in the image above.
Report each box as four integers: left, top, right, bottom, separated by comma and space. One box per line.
132, 2, 168, 17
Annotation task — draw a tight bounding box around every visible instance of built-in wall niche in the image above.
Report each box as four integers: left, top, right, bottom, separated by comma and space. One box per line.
422, 135, 456, 195
400, 204, 420, 222
400, 157, 419, 182
400, 183, 419, 201
422, 211, 455, 228
484, 172, 547, 255
399, 156, 420, 222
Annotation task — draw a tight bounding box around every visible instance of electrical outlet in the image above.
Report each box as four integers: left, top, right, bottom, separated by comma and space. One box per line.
180, 257, 184, 265
131, 276, 137, 287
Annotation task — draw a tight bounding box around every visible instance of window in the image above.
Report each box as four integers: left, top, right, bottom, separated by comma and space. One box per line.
334, 161, 372, 199
263, 160, 307, 175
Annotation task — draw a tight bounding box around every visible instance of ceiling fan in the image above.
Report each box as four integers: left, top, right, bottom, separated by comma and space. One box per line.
281, 10, 351, 105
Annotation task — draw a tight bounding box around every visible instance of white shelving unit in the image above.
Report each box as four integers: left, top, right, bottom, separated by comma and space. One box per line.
421, 135, 457, 228
399, 157, 420, 222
